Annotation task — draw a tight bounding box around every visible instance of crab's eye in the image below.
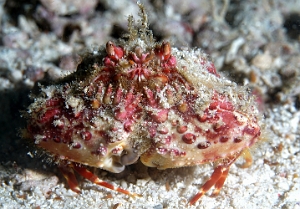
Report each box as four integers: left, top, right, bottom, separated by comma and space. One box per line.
120, 148, 139, 165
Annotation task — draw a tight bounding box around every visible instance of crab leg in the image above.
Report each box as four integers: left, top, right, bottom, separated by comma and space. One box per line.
59, 165, 81, 193
71, 163, 140, 198
240, 148, 253, 168
189, 165, 229, 205
211, 167, 230, 196
189, 152, 243, 205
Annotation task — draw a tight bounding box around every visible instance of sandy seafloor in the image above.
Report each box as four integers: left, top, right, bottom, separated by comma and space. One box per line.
0, 0, 300, 208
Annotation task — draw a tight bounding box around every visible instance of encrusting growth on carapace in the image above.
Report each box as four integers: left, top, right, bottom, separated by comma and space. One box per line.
24, 3, 263, 205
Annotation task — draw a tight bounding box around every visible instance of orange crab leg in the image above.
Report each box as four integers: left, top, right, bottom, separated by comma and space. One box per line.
211, 167, 230, 196
189, 165, 229, 205
189, 152, 243, 205
71, 163, 140, 198
59, 165, 81, 193
240, 148, 253, 168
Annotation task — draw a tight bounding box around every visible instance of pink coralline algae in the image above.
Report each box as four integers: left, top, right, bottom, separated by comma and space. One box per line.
24, 4, 262, 205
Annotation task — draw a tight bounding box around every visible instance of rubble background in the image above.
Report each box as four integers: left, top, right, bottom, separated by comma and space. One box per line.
0, 0, 299, 208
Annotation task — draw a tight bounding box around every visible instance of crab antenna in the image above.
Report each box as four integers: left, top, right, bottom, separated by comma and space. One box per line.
127, 15, 138, 42
137, 2, 154, 44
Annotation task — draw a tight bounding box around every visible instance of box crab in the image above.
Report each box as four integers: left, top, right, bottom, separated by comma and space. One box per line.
24, 4, 262, 205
